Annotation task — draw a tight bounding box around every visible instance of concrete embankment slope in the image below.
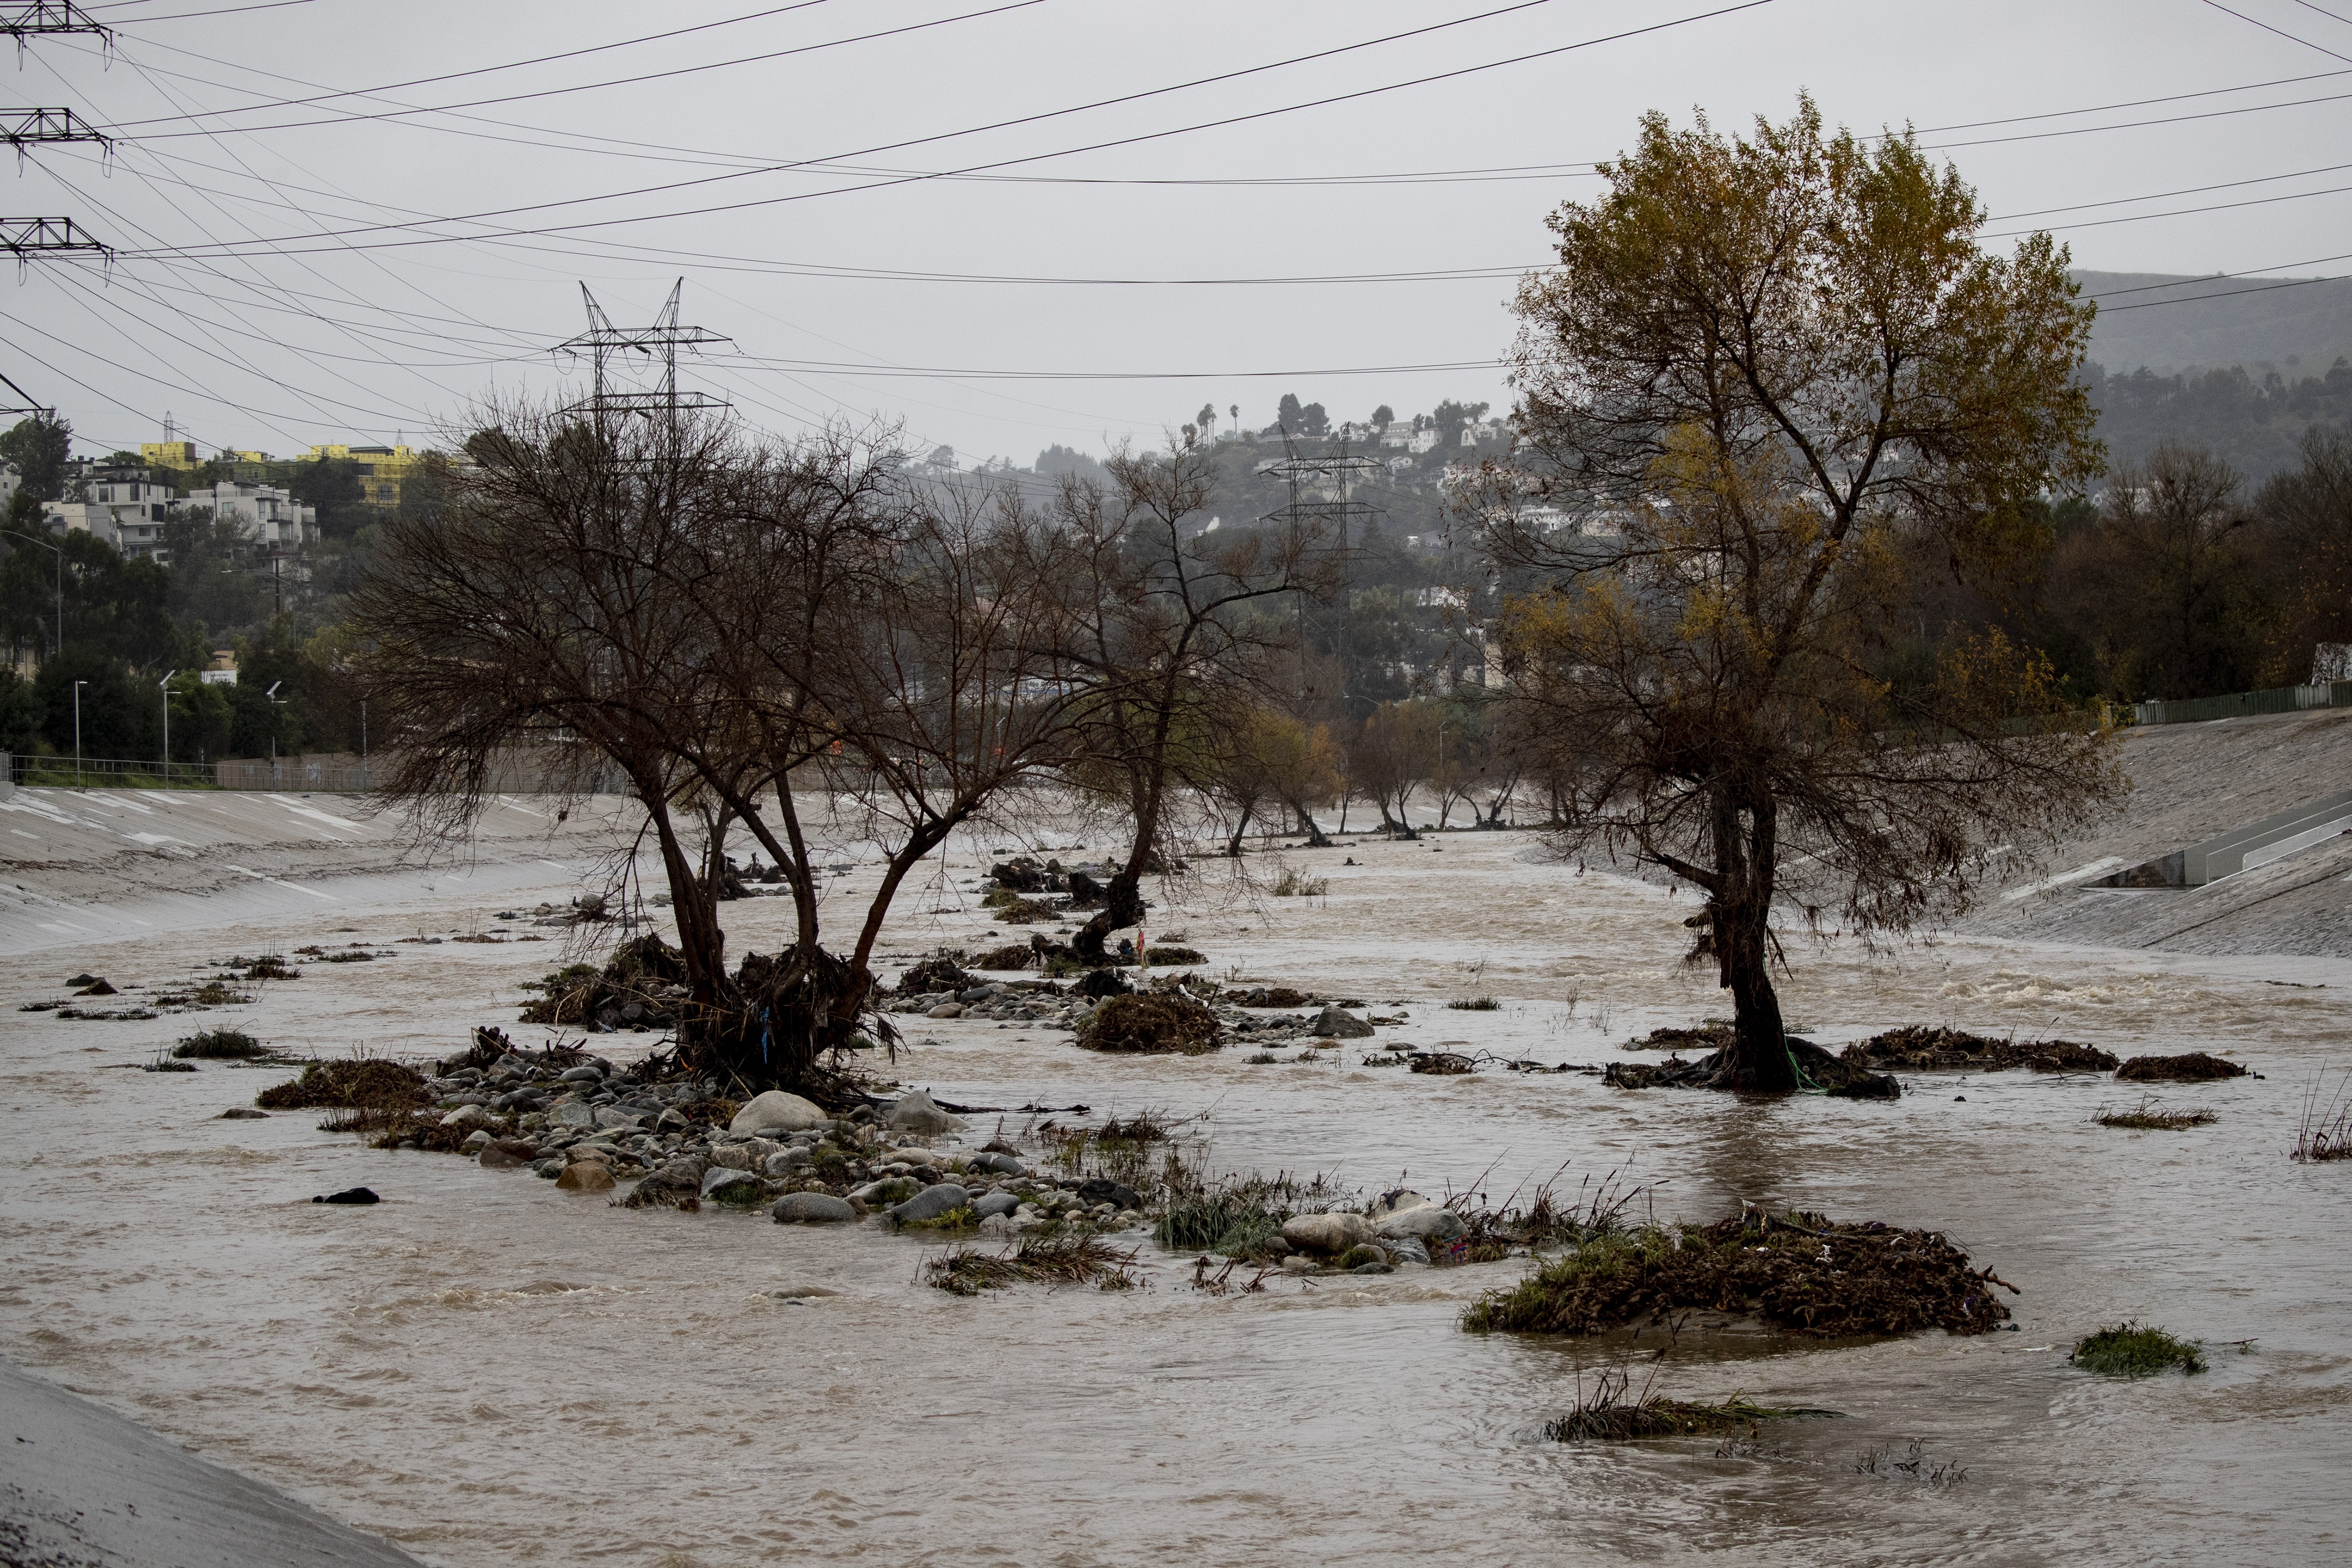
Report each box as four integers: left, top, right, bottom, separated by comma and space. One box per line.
1966, 706, 2352, 957
0, 787, 645, 955
2, 1357, 425, 1568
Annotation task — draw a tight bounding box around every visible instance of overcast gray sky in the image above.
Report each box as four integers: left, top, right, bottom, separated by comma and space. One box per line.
8, 0, 2350, 466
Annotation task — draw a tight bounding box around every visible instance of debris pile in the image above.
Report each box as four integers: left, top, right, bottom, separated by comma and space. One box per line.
1461, 1209, 2016, 1338
1843, 1026, 2117, 1073
1604, 1037, 1899, 1098
2115, 1051, 2249, 1082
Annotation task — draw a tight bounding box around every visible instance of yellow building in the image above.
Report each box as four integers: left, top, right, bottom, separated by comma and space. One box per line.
140, 439, 199, 470
300, 443, 424, 508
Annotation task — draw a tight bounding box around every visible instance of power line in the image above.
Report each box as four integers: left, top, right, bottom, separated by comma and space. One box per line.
111, 0, 1780, 255
2199, 0, 2352, 66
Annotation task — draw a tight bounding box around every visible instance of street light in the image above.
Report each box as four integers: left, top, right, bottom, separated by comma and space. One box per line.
1, 528, 63, 661
72, 677, 87, 788
159, 669, 177, 782
265, 679, 286, 785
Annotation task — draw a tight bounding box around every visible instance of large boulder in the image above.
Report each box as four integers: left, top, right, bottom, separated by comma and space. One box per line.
889, 1182, 976, 1226
548, 1102, 596, 1131
1282, 1212, 1375, 1254
1076, 1178, 1144, 1212
850, 1176, 924, 1207
771, 1191, 858, 1224
701, 1167, 765, 1202
440, 1104, 497, 1131
1311, 1006, 1375, 1039
555, 1162, 615, 1193
971, 1191, 1021, 1220
731, 1090, 829, 1135
889, 1089, 962, 1136
1369, 1188, 1431, 1219
1374, 1205, 1465, 1243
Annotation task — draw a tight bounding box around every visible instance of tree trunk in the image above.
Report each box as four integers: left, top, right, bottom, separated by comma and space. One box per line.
1290, 796, 1333, 847
1225, 801, 1254, 858
1713, 889, 1795, 1092
1071, 875, 1145, 965
1708, 793, 1793, 1093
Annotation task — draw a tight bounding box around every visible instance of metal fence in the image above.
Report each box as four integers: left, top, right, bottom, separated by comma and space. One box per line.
2124, 680, 2352, 728
2, 749, 610, 795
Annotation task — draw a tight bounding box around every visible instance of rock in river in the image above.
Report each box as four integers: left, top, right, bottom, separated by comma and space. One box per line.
889, 1088, 962, 1135
771, 1192, 858, 1225
1076, 1178, 1143, 1212
1282, 1212, 1375, 1253
555, 1162, 616, 1193
701, 1167, 765, 1202
730, 1089, 829, 1136
1374, 1205, 1465, 1243
440, 1104, 497, 1131
889, 1182, 975, 1225
971, 1191, 1021, 1220
1310, 1006, 1375, 1039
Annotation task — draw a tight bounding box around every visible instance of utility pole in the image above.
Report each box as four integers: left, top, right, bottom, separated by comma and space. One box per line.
71, 676, 84, 787
159, 669, 176, 778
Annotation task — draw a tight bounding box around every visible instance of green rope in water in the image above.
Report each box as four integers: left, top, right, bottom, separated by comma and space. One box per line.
1782, 1027, 1828, 1095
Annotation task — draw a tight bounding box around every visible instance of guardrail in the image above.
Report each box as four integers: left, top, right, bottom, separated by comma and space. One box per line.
2122, 680, 2352, 728
2, 750, 613, 794
4, 754, 224, 790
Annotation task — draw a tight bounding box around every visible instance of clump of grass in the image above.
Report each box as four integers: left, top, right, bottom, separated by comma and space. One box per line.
254, 1056, 430, 1111
2293, 1073, 2352, 1163
189, 979, 254, 1007
1543, 1369, 1836, 1441
1447, 995, 1501, 1011
173, 1027, 268, 1060
1269, 862, 1328, 898
1243, 1050, 1281, 1065
319, 950, 376, 964
992, 895, 1059, 925
1143, 945, 1206, 966
1462, 1209, 2016, 1338
2070, 1323, 2205, 1377
2094, 1097, 2216, 1130
1156, 1188, 1284, 1257
1074, 993, 1220, 1055
141, 1051, 198, 1073
925, 1233, 1139, 1295
902, 1205, 979, 1231
230, 954, 301, 981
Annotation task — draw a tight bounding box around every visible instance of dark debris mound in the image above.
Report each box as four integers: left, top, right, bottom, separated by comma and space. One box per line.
1542, 1371, 1838, 1441
895, 954, 974, 995
518, 935, 689, 1029
1231, 986, 1313, 1009
966, 942, 1038, 971
1462, 1210, 2015, 1339
1075, 992, 1220, 1055
255, 1058, 430, 1111
1143, 945, 1206, 966
1604, 1037, 1899, 1098
1843, 1026, 2117, 1074
2116, 1051, 2249, 1082
925, 1234, 1139, 1296
1620, 1023, 1732, 1053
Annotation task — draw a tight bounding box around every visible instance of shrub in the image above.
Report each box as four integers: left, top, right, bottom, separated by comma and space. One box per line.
173, 1028, 268, 1059
1270, 863, 1327, 898
2115, 1052, 2248, 1082
2070, 1324, 2205, 1377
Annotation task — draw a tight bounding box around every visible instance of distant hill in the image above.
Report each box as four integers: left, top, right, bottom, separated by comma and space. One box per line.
2078, 270, 2352, 379
2075, 270, 2352, 484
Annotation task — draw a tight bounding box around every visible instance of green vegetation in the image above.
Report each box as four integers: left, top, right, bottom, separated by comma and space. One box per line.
1269, 863, 1327, 898
2070, 1324, 2206, 1377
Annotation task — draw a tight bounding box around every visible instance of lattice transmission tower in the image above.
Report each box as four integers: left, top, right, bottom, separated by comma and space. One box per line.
554, 279, 730, 435
1259, 430, 1384, 720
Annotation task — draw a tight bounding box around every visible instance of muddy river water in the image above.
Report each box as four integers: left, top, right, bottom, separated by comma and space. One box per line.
3, 822, 2347, 1566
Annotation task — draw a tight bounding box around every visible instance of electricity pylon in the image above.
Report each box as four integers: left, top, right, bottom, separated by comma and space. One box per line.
1259, 429, 1384, 720
555, 279, 730, 435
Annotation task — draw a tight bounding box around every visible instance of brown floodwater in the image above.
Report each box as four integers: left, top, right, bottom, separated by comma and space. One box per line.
3, 817, 2348, 1566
